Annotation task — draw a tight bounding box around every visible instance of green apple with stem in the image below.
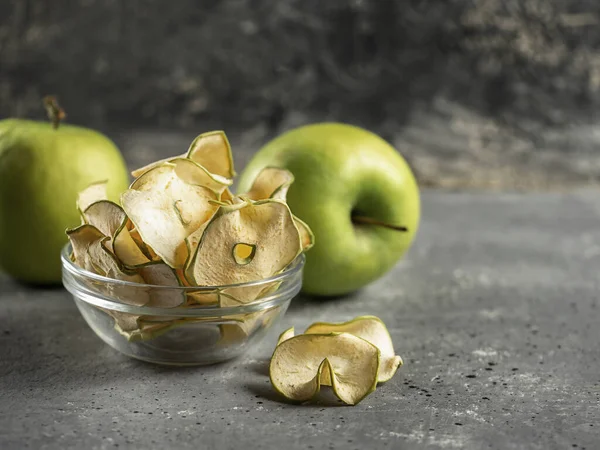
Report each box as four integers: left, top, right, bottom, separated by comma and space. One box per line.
238, 123, 420, 296
0, 97, 129, 284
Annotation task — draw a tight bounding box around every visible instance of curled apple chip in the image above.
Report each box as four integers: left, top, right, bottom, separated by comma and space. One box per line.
112, 314, 177, 342
186, 290, 220, 306
130, 131, 235, 180
122, 162, 218, 268
305, 316, 402, 382
171, 157, 232, 196
107, 264, 183, 340
82, 200, 126, 253
77, 180, 108, 215
218, 306, 280, 346
138, 263, 184, 308
185, 199, 302, 303
186, 130, 235, 180
67, 223, 109, 272
276, 326, 295, 346
244, 167, 294, 201
83, 200, 125, 236
113, 220, 158, 268
67, 224, 148, 306
220, 187, 234, 203
293, 216, 314, 252
269, 333, 380, 405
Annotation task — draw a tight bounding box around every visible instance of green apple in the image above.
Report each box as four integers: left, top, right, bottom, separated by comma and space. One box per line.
0, 100, 129, 284
238, 123, 420, 296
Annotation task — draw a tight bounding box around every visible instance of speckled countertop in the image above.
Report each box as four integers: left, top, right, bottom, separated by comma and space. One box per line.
2, 191, 599, 450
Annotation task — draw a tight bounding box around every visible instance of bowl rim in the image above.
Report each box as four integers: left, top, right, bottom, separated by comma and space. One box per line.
61, 243, 304, 316
61, 243, 304, 290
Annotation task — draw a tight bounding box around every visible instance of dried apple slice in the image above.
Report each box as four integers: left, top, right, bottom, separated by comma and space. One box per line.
272, 327, 333, 386
106, 263, 183, 340
77, 181, 108, 215
174, 270, 220, 305
243, 167, 294, 201
186, 290, 220, 306
220, 187, 234, 203
130, 131, 235, 180
67, 224, 149, 306
171, 157, 232, 196
122, 163, 218, 268
304, 316, 402, 383
83, 200, 125, 236
185, 130, 235, 180
113, 314, 177, 342
276, 326, 295, 346
82, 200, 126, 253
138, 263, 184, 308
67, 224, 109, 272
185, 199, 302, 303
113, 220, 157, 268
269, 333, 380, 405
218, 306, 280, 346
293, 216, 314, 252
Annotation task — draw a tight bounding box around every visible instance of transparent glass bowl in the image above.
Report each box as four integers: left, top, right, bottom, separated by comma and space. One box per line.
61, 245, 304, 366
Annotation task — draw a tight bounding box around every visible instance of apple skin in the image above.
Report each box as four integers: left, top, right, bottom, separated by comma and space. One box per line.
0, 119, 129, 284
238, 123, 420, 296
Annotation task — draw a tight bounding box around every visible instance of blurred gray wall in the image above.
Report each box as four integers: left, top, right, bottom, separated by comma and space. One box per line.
2, 0, 600, 189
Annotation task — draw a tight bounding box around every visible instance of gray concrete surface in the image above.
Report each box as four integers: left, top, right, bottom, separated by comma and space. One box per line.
1, 191, 600, 449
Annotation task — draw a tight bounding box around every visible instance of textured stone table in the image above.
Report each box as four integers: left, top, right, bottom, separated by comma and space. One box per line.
1, 191, 599, 450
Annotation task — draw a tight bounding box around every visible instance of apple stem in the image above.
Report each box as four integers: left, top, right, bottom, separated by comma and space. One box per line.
352, 215, 408, 232
43, 96, 66, 130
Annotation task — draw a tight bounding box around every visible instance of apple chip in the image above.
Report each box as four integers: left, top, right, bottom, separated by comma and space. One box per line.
122, 162, 218, 268
218, 306, 280, 346
174, 270, 220, 305
131, 158, 229, 195
67, 224, 148, 306
276, 326, 295, 346
185, 199, 302, 303
220, 187, 234, 203
130, 131, 235, 180
269, 333, 380, 405
83, 200, 125, 236
171, 157, 232, 196
82, 200, 126, 252
185, 130, 235, 180
130, 226, 159, 260
67, 224, 109, 272
243, 167, 294, 201
113, 220, 158, 268
293, 216, 314, 252
186, 290, 220, 306
112, 314, 177, 342
305, 316, 402, 382
77, 180, 108, 215
138, 263, 184, 308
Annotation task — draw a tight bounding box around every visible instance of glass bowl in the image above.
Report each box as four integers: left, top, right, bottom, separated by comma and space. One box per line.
61, 245, 304, 366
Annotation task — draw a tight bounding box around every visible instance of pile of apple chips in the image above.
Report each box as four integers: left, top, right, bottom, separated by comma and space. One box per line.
67, 131, 313, 341
270, 316, 402, 405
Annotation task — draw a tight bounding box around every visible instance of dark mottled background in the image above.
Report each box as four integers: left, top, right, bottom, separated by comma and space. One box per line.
2, 0, 600, 189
